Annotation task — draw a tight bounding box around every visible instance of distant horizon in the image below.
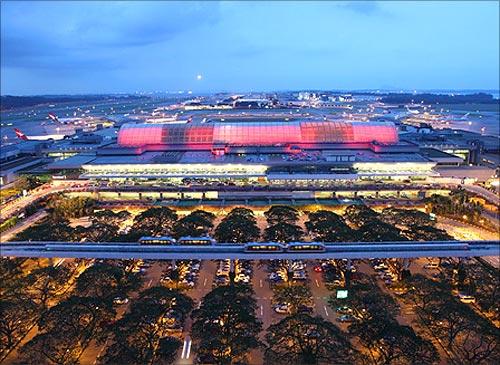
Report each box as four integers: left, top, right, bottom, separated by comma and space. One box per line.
2, 88, 500, 98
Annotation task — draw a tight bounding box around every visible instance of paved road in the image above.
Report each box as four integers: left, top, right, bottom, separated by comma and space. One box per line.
0, 210, 48, 242
464, 185, 500, 206
0, 183, 71, 221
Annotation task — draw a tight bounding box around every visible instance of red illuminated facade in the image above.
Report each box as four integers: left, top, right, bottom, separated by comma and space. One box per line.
117, 120, 399, 148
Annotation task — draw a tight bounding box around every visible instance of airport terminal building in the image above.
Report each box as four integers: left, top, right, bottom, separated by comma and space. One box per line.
76, 118, 437, 184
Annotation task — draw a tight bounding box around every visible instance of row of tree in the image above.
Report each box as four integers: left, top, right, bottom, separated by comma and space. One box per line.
14, 263, 143, 364
329, 273, 440, 365
99, 286, 193, 365
1, 259, 74, 359
191, 283, 365, 365
403, 274, 500, 364
14, 200, 454, 244
425, 189, 483, 223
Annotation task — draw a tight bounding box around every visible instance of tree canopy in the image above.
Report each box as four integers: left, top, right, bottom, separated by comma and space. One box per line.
273, 285, 313, 314
356, 219, 406, 242
305, 210, 356, 242
265, 313, 362, 365
380, 208, 435, 229
75, 263, 142, 302
130, 207, 178, 237
99, 286, 193, 365
343, 205, 379, 228
264, 222, 304, 243
264, 205, 300, 225
172, 210, 216, 239
214, 207, 260, 243
47, 196, 96, 220
191, 284, 262, 364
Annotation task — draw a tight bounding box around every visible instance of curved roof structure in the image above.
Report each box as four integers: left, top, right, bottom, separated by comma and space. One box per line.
117, 120, 399, 147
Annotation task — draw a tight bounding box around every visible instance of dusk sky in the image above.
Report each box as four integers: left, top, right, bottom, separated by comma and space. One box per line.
1, 1, 499, 95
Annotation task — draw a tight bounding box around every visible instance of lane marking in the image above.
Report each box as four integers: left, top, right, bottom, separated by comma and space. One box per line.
147, 279, 153, 288
203, 277, 207, 287
181, 338, 188, 359
185, 337, 192, 359
259, 279, 263, 288
324, 305, 329, 317
315, 279, 320, 288
260, 305, 263, 316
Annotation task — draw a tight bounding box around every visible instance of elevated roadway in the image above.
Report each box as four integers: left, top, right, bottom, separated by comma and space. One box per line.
463, 185, 500, 206
1, 240, 498, 260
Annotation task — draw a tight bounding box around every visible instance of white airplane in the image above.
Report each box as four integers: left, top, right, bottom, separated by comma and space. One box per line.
406, 107, 420, 115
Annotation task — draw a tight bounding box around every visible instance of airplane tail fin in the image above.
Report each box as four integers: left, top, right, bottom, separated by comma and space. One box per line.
48, 112, 60, 124
14, 128, 29, 141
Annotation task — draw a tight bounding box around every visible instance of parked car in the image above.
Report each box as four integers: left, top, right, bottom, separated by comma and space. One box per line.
336, 314, 355, 323
274, 303, 291, 314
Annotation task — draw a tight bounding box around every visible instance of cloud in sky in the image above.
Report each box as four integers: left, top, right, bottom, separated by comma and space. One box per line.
1, 1, 498, 94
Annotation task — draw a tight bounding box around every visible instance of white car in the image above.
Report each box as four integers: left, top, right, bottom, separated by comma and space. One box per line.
274, 304, 291, 314
458, 294, 476, 304
113, 297, 129, 305
234, 274, 250, 283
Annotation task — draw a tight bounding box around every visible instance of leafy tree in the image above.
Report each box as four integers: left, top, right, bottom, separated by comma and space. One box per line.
305, 210, 356, 242
17, 175, 42, 191
452, 325, 500, 364
99, 287, 193, 365
47, 196, 96, 220
191, 284, 262, 364
380, 208, 435, 229
329, 279, 399, 321
225, 207, 256, 221
75, 263, 142, 302
0, 258, 27, 298
25, 265, 71, 308
38, 296, 115, 346
402, 225, 453, 241
349, 316, 439, 365
425, 190, 483, 222
343, 204, 379, 227
131, 207, 178, 237
214, 207, 260, 243
403, 275, 500, 364
17, 332, 82, 365
264, 206, 300, 225
172, 210, 215, 239
156, 337, 182, 365
264, 313, 363, 365
79, 221, 120, 242
92, 210, 131, 226
14, 218, 73, 241
356, 219, 405, 242
264, 222, 303, 243
0, 298, 38, 356
273, 285, 313, 314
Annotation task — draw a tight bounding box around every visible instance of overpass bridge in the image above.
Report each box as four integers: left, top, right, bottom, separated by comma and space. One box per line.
1, 240, 498, 260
